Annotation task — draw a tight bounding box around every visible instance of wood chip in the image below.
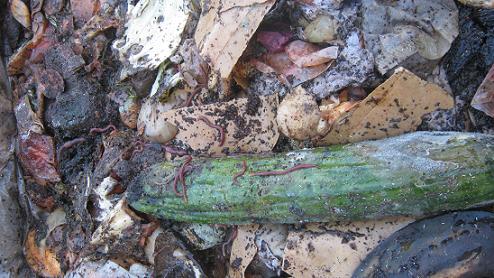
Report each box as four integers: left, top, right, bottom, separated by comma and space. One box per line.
317, 67, 454, 145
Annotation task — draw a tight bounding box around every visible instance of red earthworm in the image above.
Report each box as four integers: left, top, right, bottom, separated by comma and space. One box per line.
172, 168, 182, 197
179, 155, 192, 203
197, 116, 225, 146
89, 124, 116, 136
222, 226, 238, 257
250, 164, 318, 177
57, 137, 86, 160
163, 145, 188, 156
172, 156, 192, 202
232, 160, 247, 183
184, 87, 201, 107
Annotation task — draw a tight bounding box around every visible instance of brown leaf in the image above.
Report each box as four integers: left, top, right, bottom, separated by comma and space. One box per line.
140, 94, 279, 155
471, 64, 494, 118
10, 0, 31, 29
194, 0, 276, 79
25, 230, 62, 277
317, 67, 454, 145
282, 217, 413, 277
71, 0, 99, 27
260, 52, 331, 87
229, 224, 260, 278
43, 0, 65, 15
256, 31, 292, 53
286, 40, 338, 67
34, 68, 65, 99
18, 132, 60, 185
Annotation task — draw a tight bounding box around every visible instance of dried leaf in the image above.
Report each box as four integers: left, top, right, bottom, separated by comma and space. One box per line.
71, 0, 99, 26
10, 0, 31, 29
229, 224, 259, 278
34, 68, 65, 99
256, 31, 292, 53
260, 52, 332, 87
286, 40, 338, 67
317, 67, 454, 145
25, 230, 61, 277
18, 132, 60, 186
148, 94, 279, 155
194, 0, 276, 79
282, 217, 414, 277
471, 64, 494, 118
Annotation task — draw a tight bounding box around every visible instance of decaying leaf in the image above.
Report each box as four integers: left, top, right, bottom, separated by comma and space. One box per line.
10, 0, 31, 29
7, 14, 55, 75
71, 0, 99, 26
150, 94, 279, 155
194, 0, 276, 79
18, 132, 60, 186
286, 40, 338, 67
113, 0, 191, 79
282, 217, 414, 277
256, 31, 292, 53
255, 52, 332, 87
318, 67, 454, 145
471, 64, 494, 118
229, 224, 260, 278
25, 230, 61, 277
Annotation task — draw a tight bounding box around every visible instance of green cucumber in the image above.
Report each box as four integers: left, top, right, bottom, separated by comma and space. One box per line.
127, 132, 494, 224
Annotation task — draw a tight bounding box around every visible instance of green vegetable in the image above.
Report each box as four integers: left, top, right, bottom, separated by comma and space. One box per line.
127, 132, 494, 224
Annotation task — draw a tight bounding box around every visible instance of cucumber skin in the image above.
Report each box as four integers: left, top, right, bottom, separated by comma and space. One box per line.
127, 132, 494, 224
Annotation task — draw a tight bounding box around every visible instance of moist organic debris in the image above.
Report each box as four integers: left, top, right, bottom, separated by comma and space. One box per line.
2, 0, 494, 276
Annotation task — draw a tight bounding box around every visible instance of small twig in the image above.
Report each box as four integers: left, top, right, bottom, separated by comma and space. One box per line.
250, 164, 318, 177
58, 138, 86, 160
197, 116, 225, 146
222, 226, 238, 257
232, 160, 247, 183
89, 124, 116, 136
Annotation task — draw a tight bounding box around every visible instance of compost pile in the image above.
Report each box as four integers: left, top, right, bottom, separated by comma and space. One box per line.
0, 0, 493, 277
